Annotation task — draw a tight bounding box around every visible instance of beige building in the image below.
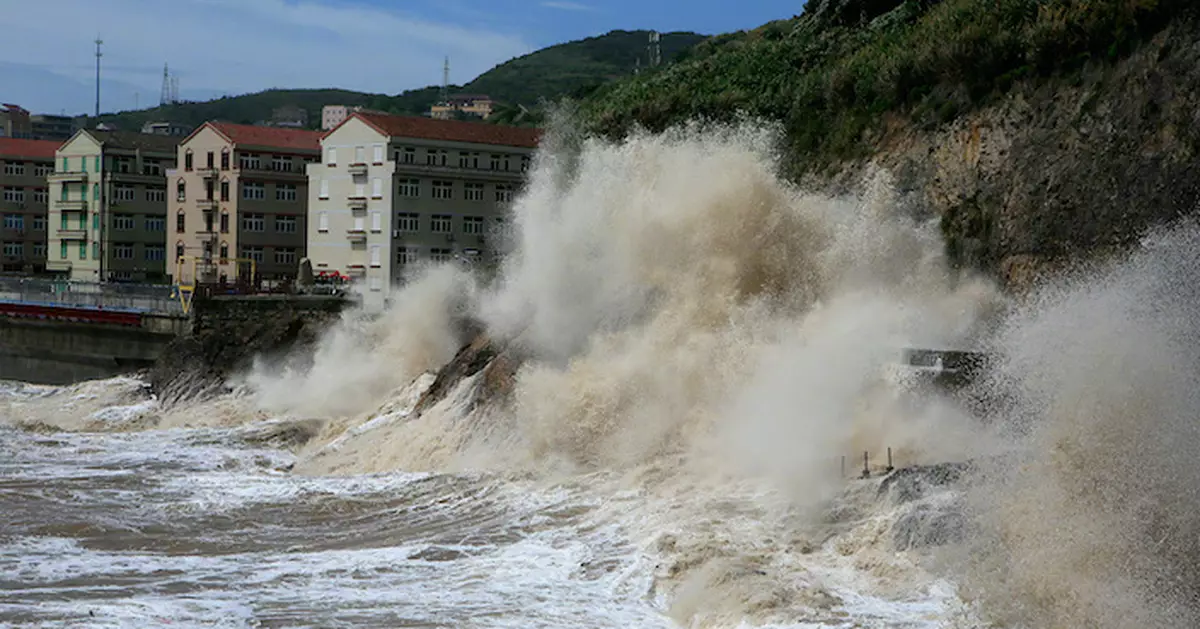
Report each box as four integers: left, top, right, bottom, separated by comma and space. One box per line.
321, 105, 387, 131
430, 95, 495, 120
46, 130, 178, 282
307, 112, 540, 311
0, 138, 59, 274
0, 104, 32, 139
167, 122, 321, 285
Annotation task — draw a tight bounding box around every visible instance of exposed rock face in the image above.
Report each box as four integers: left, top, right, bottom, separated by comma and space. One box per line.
877, 461, 971, 503
892, 500, 968, 550
825, 21, 1200, 290
412, 332, 523, 415
148, 296, 348, 404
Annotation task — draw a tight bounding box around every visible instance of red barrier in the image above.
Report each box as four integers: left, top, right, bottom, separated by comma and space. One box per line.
0, 301, 144, 327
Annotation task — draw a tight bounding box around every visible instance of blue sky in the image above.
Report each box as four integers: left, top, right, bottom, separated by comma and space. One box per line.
1, 0, 803, 116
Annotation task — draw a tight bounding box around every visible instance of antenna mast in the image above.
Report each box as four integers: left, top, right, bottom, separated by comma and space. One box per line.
441, 56, 450, 105
648, 31, 661, 67
94, 37, 103, 117
160, 63, 171, 106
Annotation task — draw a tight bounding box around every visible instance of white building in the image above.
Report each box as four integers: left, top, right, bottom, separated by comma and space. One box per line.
307, 112, 539, 311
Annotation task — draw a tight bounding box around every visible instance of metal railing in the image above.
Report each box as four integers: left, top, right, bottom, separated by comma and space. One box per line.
0, 277, 183, 315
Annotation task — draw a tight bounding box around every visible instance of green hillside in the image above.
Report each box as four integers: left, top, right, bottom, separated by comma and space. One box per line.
579, 0, 1187, 175
90, 29, 706, 133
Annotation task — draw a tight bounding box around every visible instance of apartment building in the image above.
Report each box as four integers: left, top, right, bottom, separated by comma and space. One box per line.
0, 138, 59, 274
167, 122, 320, 284
307, 112, 540, 311
430, 95, 495, 120
46, 130, 178, 282
0, 104, 32, 139
321, 105, 388, 131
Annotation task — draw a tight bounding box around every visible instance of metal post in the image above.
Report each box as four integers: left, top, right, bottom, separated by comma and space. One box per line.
861, 451, 870, 478
886, 447, 894, 473
841, 455, 845, 479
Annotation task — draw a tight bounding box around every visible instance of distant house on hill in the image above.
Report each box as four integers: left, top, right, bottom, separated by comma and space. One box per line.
260, 104, 308, 129
321, 105, 388, 131
141, 121, 192, 136
429, 95, 494, 120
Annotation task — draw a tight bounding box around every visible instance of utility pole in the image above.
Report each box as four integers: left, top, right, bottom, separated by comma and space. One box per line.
94, 37, 103, 118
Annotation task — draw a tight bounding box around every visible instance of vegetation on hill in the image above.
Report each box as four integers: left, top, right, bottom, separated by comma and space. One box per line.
579, 0, 1192, 175
90, 29, 706, 133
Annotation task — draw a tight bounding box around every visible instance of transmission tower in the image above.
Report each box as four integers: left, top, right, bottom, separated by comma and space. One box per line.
94, 37, 103, 117
160, 64, 171, 105
647, 31, 661, 68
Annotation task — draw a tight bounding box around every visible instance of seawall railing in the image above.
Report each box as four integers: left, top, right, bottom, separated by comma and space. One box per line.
0, 277, 184, 316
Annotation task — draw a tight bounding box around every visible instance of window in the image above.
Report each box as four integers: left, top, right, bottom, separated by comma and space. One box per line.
495, 184, 514, 203
426, 149, 446, 166
61, 241, 68, 259
242, 245, 264, 262
239, 153, 261, 170
206, 151, 215, 170
79, 242, 87, 259
503, 155, 511, 171
353, 181, 366, 198
61, 157, 68, 172
370, 211, 381, 232
396, 247, 416, 265
274, 247, 297, 265
398, 179, 419, 198
371, 178, 382, 198
176, 211, 186, 233
34, 163, 53, 177
402, 147, 416, 164
354, 146, 365, 164
372, 144, 384, 164
184, 151, 193, 171
431, 214, 451, 233
146, 187, 166, 203
32, 188, 48, 204
319, 179, 329, 199
220, 179, 230, 201
3, 214, 24, 230
145, 244, 165, 261
464, 183, 484, 201
176, 180, 186, 201
113, 157, 133, 173
242, 182, 265, 201
220, 212, 229, 233
219, 242, 228, 260
113, 215, 135, 230
113, 185, 135, 202
272, 155, 292, 172
317, 211, 329, 232
432, 181, 453, 200
369, 244, 381, 267
32, 216, 45, 231
113, 243, 135, 260
2, 188, 24, 203
142, 159, 163, 176
368, 276, 382, 291
204, 211, 216, 233
220, 149, 230, 170
175, 241, 185, 261
95, 156, 101, 172
430, 248, 453, 263
521, 156, 530, 172
458, 152, 470, 168
92, 183, 99, 200
92, 213, 99, 230
275, 215, 297, 233
276, 183, 297, 202
3, 161, 23, 176
396, 213, 419, 231
242, 213, 265, 232
325, 147, 337, 165
463, 216, 484, 235
32, 242, 45, 258
2, 242, 23, 257
145, 217, 165, 232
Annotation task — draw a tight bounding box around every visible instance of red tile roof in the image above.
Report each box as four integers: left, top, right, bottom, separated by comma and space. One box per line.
0, 137, 60, 160
347, 112, 541, 149
208, 122, 322, 152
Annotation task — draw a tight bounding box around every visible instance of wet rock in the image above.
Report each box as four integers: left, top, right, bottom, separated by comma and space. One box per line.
877, 461, 971, 504
892, 500, 968, 551
412, 333, 525, 415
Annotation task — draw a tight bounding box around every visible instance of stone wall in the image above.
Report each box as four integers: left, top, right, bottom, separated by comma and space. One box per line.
148, 295, 349, 403
0, 315, 186, 385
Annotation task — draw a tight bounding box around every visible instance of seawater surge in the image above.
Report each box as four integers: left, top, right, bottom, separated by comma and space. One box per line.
4, 118, 1200, 629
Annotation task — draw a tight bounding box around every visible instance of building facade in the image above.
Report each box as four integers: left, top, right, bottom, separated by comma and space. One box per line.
0, 138, 59, 274
167, 122, 320, 285
142, 121, 192, 136
46, 131, 178, 282
321, 105, 387, 131
0, 104, 32, 139
307, 112, 539, 311
429, 95, 495, 120
30, 115, 79, 142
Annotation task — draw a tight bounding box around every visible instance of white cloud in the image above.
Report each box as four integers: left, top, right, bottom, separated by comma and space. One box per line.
1, 0, 534, 115
540, 1, 595, 11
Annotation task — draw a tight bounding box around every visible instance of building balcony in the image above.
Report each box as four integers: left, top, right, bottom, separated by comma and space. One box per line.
348, 163, 368, 176
346, 264, 366, 276
51, 171, 87, 183
196, 198, 219, 210
346, 228, 367, 242
196, 168, 218, 179
348, 196, 368, 209
56, 199, 88, 211
58, 228, 88, 240
46, 260, 72, 271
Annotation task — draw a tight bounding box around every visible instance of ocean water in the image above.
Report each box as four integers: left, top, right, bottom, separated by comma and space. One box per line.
5, 118, 1200, 628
